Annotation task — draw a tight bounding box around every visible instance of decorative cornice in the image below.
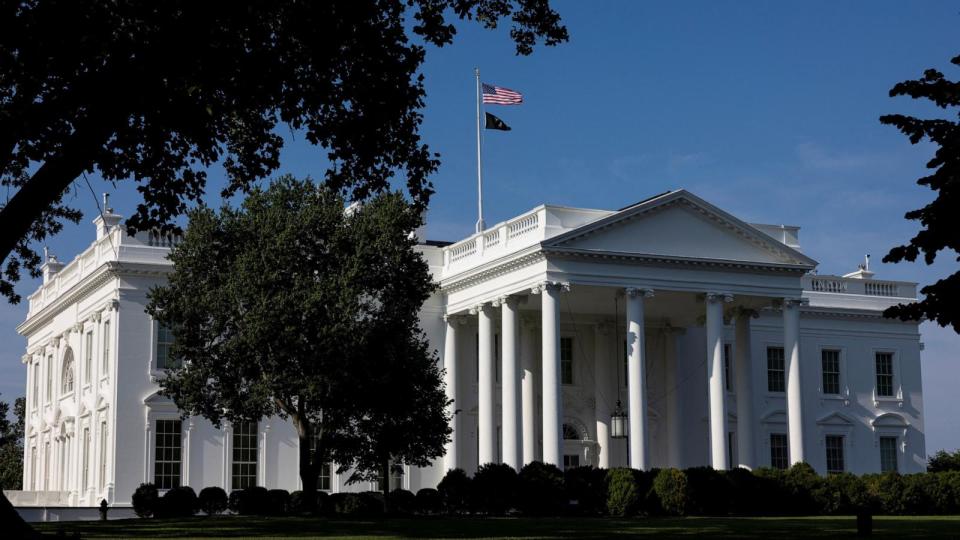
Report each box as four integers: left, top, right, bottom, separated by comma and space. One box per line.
542, 246, 811, 274
440, 249, 546, 293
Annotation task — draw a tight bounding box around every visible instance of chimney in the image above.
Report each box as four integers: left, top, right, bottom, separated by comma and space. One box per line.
41, 247, 64, 284
93, 193, 122, 240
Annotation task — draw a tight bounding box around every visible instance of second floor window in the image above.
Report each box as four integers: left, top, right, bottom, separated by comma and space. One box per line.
876, 352, 894, 397
61, 349, 75, 394
723, 344, 733, 392
561, 337, 574, 385
821, 349, 841, 395
156, 324, 177, 369
84, 332, 93, 384
767, 347, 785, 393
102, 320, 111, 375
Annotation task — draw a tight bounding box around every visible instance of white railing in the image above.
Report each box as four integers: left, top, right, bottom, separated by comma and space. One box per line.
508, 213, 539, 239
148, 230, 182, 247
864, 281, 899, 297
442, 208, 546, 273
484, 229, 500, 248
448, 240, 477, 263
810, 278, 847, 293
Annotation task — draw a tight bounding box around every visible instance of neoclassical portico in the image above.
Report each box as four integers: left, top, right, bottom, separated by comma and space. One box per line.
438, 190, 819, 472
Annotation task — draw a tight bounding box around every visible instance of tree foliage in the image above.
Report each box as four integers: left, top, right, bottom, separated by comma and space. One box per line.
0, 394, 25, 489
928, 449, 960, 473
147, 175, 447, 503
0, 0, 568, 303
880, 53, 960, 332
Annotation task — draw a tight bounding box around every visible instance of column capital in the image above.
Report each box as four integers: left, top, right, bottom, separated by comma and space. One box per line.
72, 322, 84, 333
492, 295, 521, 308
625, 287, 655, 299
90, 311, 102, 323
706, 292, 734, 304
443, 313, 468, 324
531, 281, 570, 295
782, 297, 809, 309
108, 299, 120, 312
469, 302, 494, 315
732, 306, 760, 319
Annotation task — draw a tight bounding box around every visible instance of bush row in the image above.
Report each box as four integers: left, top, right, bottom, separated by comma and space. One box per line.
130, 463, 960, 518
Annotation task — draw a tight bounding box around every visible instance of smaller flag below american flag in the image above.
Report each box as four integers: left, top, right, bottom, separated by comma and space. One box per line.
482, 83, 523, 105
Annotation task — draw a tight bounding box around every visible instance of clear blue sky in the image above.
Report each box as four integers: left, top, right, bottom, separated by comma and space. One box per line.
1, 1, 958, 453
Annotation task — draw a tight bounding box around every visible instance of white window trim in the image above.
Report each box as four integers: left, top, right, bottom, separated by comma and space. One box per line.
872, 348, 903, 407
876, 434, 902, 474
100, 316, 112, 383
818, 345, 849, 404
822, 433, 848, 474
763, 341, 786, 397
147, 414, 184, 492
560, 333, 578, 388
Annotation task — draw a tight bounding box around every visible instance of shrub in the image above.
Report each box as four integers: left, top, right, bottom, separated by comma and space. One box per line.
752, 467, 790, 515
653, 468, 688, 516
157, 486, 197, 518
684, 467, 729, 515
329, 492, 383, 516
901, 474, 936, 515
359, 491, 385, 515
783, 463, 821, 516
928, 450, 960, 473
437, 468, 472, 514
230, 486, 269, 515
472, 463, 518, 515
387, 488, 416, 515
726, 467, 766, 515
864, 472, 905, 514
198, 486, 228, 516
564, 466, 608, 516
517, 461, 565, 516
415, 488, 441, 515
606, 468, 639, 517
266, 489, 290, 515
931, 471, 960, 514
132, 483, 159, 518
812, 473, 867, 515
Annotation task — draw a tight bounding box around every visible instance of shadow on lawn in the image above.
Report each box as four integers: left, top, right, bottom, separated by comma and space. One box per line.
35, 515, 960, 539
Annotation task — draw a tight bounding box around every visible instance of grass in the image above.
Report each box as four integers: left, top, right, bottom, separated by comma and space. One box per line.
33, 515, 960, 539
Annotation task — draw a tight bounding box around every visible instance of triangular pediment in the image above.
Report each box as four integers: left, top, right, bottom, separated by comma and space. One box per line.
545, 190, 817, 268
817, 412, 855, 426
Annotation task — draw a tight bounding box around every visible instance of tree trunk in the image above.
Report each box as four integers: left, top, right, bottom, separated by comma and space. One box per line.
298, 431, 317, 513
381, 458, 391, 515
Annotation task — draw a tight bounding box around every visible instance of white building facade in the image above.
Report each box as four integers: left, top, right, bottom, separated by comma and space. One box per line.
8, 189, 926, 512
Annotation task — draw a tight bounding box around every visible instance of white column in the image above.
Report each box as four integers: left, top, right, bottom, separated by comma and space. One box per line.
784, 298, 805, 464
521, 318, 538, 465
594, 322, 612, 469
443, 315, 460, 472
734, 310, 756, 469
537, 282, 565, 467
665, 329, 683, 468
476, 303, 496, 466
498, 296, 521, 470
625, 287, 653, 470
706, 292, 731, 470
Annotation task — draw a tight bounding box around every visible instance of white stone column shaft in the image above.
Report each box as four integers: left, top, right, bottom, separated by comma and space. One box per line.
477, 304, 496, 466
443, 316, 460, 472
521, 320, 538, 465
784, 299, 805, 464
500, 297, 521, 470
540, 283, 563, 467
625, 287, 652, 470
706, 293, 729, 470
734, 311, 756, 469
665, 330, 683, 468
594, 323, 612, 469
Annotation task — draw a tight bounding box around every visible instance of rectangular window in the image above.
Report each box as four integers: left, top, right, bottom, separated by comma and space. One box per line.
880, 436, 898, 473
561, 337, 574, 385
84, 332, 93, 384
232, 421, 258, 490
563, 454, 580, 469
46, 355, 53, 402
767, 347, 785, 393
495, 333, 501, 383
319, 462, 332, 491
156, 324, 177, 369
723, 344, 733, 392
770, 433, 788, 470
154, 419, 182, 489
876, 352, 894, 397
390, 465, 404, 491
99, 421, 108, 491
101, 319, 111, 376
821, 349, 841, 395
82, 427, 91, 490
44, 442, 50, 490
32, 364, 38, 407
727, 431, 737, 469
825, 435, 845, 474
30, 446, 37, 489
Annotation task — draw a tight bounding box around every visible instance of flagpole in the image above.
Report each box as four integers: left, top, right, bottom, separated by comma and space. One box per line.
475, 67, 485, 233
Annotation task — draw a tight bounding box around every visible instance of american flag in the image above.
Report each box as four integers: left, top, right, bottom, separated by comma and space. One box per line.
482, 83, 523, 105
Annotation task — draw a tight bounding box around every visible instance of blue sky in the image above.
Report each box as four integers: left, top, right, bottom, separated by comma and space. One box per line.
2, 1, 958, 453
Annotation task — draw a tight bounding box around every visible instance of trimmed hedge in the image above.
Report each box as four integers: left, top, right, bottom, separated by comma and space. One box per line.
132, 483, 159, 518
198, 486, 228, 516
156, 486, 197, 518
472, 463, 518, 515
517, 462, 565, 516
437, 468, 471, 514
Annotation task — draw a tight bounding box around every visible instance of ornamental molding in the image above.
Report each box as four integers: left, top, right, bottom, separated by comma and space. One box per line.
542, 246, 811, 275
443, 313, 468, 325
440, 249, 546, 293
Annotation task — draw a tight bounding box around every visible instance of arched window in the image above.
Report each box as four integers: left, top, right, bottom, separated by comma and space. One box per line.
562, 423, 581, 440
61, 348, 75, 394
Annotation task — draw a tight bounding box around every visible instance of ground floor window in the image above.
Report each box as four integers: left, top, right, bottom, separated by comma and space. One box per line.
727, 431, 737, 469
825, 435, 845, 474
880, 436, 898, 473
154, 419, 182, 489
770, 433, 788, 470
319, 462, 332, 491
232, 421, 258, 490
563, 454, 580, 469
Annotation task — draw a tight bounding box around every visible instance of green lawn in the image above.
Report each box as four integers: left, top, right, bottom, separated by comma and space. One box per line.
32, 515, 960, 539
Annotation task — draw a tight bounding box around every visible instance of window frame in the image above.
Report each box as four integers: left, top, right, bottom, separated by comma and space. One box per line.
61, 348, 76, 396
879, 436, 899, 473
155, 322, 177, 371
101, 318, 111, 379
769, 432, 788, 470
154, 419, 183, 490
766, 346, 786, 394
825, 434, 845, 474
820, 348, 842, 396
84, 331, 94, 385
231, 421, 259, 491
723, 343, 734, 393
874, 350, 896, 399
560, 336, 574, 386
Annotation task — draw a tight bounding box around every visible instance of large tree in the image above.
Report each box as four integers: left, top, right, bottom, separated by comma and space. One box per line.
880, 53, 960, 332
0, 394, 25, 490
146, 176, 447, 504
0, 0, 567, 303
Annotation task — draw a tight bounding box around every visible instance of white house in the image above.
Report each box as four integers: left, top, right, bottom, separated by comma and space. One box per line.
6, 189, 925, 518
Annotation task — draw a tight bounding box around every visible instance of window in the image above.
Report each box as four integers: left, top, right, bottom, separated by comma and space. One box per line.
99, 421, 108, 491
825, 435, 845, 474
46, 355, 53, 401
727, 431, 737, 469
880, 437, 898, 473
156, 324, 177, 369
101, 320, 111, 375
43, 441, 50, 490
563, 454, 580, 469
32, 364, 38, 407
723, 344, 733, 392
84, 332, 93, 384
154, 419, 182, 489
770, 433, 788, 470
561, 337, 574, 385
767, 347, 785, 393
30, 446, 36, 489
82, 427, 91, 490
318, 462, 332, 491
495, 334, 500, 383
232, 421, 258, 490
562, 423, 580, 440
390, 465, 404, 491
876, 352, 894, 397
821, 349, 841, 395
61, 348, 75, 394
